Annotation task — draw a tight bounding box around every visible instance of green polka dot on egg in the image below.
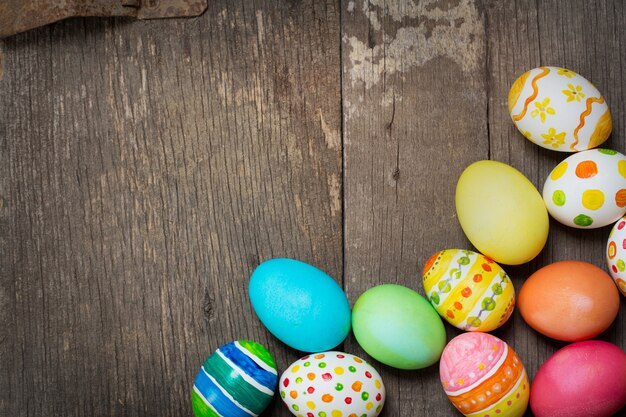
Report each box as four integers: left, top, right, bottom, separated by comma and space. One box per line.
552, 190, 566, 206
598, 148, 618, 155
573, 214, 594, 227
617, 259, 625, 272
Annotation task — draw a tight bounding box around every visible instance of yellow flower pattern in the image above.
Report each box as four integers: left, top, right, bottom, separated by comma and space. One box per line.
541, 127, 566, 148
562, 84, 585, 102
531, 98, 555, 123
557, 68, 576, 78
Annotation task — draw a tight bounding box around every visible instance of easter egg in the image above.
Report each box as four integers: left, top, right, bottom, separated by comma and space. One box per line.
508, 66, 611, 152
543, 148, 626, 228
518, 260, 620, 342
607, 216, 626, 296
191, 340, 278, 417
456, 160, 549, 265
352, 284, 446, 370
249, 258, 351, 352
440, 332, 530, 417
279, 352, 386, 417
530, 340, 626, 417
422, 249, 515, 332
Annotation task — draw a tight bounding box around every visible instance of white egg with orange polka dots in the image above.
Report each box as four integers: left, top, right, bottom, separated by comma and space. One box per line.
279, 352, 385, 417
543, 148, 626, 228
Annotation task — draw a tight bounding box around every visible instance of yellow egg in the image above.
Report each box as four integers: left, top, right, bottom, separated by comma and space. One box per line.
422, 249, 515, 332
455, 161, 549, 265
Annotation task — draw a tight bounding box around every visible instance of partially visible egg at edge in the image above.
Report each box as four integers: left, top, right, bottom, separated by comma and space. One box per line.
439, 332, 530, 417
279, 351, 386, 417
542, 149, 626, 229
191, 340, 278, 417
606, 216, 626, 296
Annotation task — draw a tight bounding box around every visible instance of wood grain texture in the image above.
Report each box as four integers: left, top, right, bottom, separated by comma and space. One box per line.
1, 0, 626, 416
0, 1, 341, 416
342, 0, 487, 415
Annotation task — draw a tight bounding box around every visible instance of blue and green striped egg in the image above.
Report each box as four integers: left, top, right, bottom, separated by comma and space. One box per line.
192, 340, 278, 417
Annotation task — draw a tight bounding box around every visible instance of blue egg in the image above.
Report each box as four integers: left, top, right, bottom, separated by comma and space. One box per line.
249, 258, 351, 352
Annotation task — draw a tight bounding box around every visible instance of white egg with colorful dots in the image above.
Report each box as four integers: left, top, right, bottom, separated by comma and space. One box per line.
279, 352, 386, 417
606, 216, 626, 297
508, 66, 612, 152
543, 149, 626, 228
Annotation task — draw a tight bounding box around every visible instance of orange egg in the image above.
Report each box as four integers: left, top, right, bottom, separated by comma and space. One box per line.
518, 261, 620, 341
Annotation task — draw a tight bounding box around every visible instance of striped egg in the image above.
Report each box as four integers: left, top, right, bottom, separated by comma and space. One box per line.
191, 340, 278, 417
543, 149, 626, 228
606, 216, 626, 297
422, 250, 515, 332
280, 352, 385, 417
508, 66, 611, 152
440, 333, 530, 417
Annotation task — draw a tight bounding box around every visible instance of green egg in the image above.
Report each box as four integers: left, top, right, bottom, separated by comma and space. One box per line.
352, 284, 446, 370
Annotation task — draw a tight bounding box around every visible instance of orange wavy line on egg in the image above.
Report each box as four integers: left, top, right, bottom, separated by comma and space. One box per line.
447, 346, 524, 414
512, 67, 550, 122
571, 96, 606, 151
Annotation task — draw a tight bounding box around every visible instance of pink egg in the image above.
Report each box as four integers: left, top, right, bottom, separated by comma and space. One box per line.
531, 340, 626, 417
440, 332, 529, 417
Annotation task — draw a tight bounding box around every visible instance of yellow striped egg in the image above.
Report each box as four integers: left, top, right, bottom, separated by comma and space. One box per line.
509, 66, 611, 152
422, 250, 515, 332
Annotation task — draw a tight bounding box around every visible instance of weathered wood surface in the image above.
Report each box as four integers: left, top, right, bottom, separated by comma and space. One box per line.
0, 1, 342, 416
0, 0, 624, 416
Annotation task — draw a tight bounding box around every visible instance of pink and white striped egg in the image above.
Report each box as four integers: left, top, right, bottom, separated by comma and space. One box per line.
440, 332, 530, 417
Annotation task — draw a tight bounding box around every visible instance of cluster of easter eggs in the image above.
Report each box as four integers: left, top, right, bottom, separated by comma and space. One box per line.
190, 66, 626, 417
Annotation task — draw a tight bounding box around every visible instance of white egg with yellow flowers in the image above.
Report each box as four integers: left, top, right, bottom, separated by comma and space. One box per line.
508, 66, 611, 152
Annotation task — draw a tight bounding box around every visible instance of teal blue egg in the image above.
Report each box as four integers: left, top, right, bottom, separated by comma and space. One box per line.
249, 258, 351, 352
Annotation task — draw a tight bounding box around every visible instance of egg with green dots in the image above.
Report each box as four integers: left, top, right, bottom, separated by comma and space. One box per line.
279, 352, 386, 417
543, 148, 626, 228
606, 216, 626, 297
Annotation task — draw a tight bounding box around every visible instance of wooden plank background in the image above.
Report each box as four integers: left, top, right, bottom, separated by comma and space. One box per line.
0, 1, 624, 416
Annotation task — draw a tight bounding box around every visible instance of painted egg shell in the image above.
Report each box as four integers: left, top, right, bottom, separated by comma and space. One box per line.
249, 258, 351, 352
606, 216, 626, 297
422, 249, 515, 332
543, 148, 626, 228
440, 332, 529, 417
530, 341, 626, 417
191, 340, 278, 417
352, 284, 446, 370
279, 352, 386, 417
508, 66, 611, 152
518, 261, 620, 342
456, 160, 549, 265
